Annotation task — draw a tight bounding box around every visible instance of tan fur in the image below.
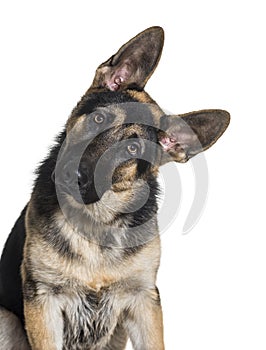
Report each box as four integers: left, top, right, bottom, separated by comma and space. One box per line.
66, 113, 87, 134
63, 178, 148, 226
24, 208, 161, 292
23, 201, 162, 349
127, 90, 154, 104
113, 162, 138, 185
148, 104, 165, 127
125, 289, 164, 350
24, 301, 63, 350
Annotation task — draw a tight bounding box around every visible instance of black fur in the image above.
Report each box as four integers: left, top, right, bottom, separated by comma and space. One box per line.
0, 206, 27, 322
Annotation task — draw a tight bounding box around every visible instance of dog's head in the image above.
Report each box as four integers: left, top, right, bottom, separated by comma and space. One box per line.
54, 27, 230, 220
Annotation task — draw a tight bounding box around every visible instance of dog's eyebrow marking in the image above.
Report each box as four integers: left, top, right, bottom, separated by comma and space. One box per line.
66, 114, 87, 134
121, 124, 146, 138
127, 90, 154, 103
100, 105, 127, 126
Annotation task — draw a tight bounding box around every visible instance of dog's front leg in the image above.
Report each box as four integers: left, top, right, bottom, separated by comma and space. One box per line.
125, 288, 165, 350
24, 296, 63, 350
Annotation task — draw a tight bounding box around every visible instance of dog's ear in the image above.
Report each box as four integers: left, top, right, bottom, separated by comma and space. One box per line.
159, 110, 230, 163
91, 26, 164, 91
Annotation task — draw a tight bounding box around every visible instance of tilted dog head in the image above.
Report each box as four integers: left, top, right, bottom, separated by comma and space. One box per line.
50, 26, 229, 231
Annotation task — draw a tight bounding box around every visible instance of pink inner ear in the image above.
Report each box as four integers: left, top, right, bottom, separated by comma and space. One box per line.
106, 79, 122, 91
106, 64, 132, 91
159, 136, 178, 151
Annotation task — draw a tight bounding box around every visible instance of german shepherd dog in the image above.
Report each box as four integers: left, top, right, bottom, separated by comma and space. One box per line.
0, 27, 230, 349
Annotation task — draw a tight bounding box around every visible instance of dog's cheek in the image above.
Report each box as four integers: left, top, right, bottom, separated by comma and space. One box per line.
112, 161, 137, 185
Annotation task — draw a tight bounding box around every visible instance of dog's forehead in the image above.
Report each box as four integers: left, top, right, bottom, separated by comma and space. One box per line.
99, 102, 163, 129
65, 101, 164, 146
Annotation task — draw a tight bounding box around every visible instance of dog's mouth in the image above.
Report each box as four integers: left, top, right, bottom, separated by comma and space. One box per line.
52, 168, 137, 207
52, 168, 101, 205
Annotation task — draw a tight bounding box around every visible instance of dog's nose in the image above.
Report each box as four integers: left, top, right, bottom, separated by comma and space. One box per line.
54, 157, 93, 187
62, 162, 92, 189
77, 168, 90, 189
54, 160, 85, 190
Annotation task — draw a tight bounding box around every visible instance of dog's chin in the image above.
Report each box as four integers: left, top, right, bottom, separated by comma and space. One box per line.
81, 192, 100, 205
78, 185, 102, 205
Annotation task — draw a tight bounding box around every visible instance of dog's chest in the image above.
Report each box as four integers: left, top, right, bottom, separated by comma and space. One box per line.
62, 289, 117, 350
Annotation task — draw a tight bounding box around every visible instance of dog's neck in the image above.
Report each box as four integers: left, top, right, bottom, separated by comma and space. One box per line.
52, 177, 160, 250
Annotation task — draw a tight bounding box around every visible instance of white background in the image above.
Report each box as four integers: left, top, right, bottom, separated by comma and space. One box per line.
0, 1, 265, 349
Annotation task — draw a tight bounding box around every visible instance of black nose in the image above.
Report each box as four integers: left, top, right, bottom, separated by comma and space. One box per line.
77, 168, 90, 189
54, 160, 89, 189
65, 162, 92, 189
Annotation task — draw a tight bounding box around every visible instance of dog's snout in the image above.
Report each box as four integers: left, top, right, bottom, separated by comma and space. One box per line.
54, 156, 100, 204
62, 161, 79, 186
61, 161, 91, 188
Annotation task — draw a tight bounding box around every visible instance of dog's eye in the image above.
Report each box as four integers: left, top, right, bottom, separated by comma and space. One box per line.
93, 114, 105, 124
127, 142, 140, 156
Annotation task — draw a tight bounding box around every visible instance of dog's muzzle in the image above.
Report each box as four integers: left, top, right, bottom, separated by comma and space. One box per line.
53, 159, 101, 205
